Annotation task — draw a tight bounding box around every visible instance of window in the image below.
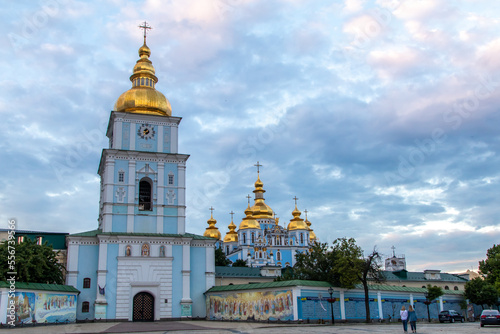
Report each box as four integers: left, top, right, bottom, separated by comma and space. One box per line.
141, 243, 150, 257
82, 301, 89, 313
300, 233, 304, 244
454, 286, 459, 291
17, 236, 24, 243
145, 78, 149, 86
168, 174, 174, 185
444, 286, 449, 290
141, 78, 144, 86
251, 232, 255, 244
159, 246, 166, 257
277, 251, 281, 261
242, 233, 246, 244
83, 278, 91, 289
118, 171, 124, 183
138, 178, 152, 211
422, 286, 426, 289
226, 246, 229, 255
36, 236, 43, 245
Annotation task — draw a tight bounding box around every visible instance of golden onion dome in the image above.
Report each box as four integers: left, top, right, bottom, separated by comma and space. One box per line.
287, 205, 309, 231
203, 213, 221, 240
239, 204, 261, 230
250, 175, 274, 218
114, 43, 172, 116
223, 218, 239, 243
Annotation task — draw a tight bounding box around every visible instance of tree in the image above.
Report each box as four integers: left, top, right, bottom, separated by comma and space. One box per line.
464, 277, 499, 309
0, 238, 65, 284
293, 238, 384, 323
424, 285, 443, 322
479, 244, 500, 290
232, 259, 248, 267
215, 247, 232, 266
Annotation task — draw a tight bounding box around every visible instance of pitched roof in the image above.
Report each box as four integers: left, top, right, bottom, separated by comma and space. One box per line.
381, 270, 468, 283
70, 229, 214, 240
206, 280, 332, 293
0, 282, 79, 293
215, 266, 263, 277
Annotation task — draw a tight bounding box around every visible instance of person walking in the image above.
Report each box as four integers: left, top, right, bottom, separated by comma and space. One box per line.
408, 305, 417, 333
400, 305, 409, 333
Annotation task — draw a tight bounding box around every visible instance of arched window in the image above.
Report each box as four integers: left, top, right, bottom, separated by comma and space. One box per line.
142, 243, 150, 256
251, 232, 255, 244
444, 286, 449, 290
277, 262, 282, 266
226, 246, 229, 255
277, 251, 281, 261
454, 286, 459, 291
300, 233, 304, 244
422, 286, 426, 289
83, 278, 91, 289
242, 233, 246, 244
138, 178, 152, 211
125, 245, 132, 256
82, 301, 90, 313
285, 262, 290, 267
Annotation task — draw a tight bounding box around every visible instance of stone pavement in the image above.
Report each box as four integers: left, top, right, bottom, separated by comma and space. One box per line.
2, 321, 497, 334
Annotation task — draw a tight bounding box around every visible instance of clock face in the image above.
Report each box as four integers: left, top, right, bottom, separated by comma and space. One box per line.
137, 124, 155, 140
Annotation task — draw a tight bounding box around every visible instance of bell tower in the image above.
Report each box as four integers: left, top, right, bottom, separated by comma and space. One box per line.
97, 24, 189, 234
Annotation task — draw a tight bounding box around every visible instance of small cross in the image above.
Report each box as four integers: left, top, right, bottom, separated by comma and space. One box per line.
209, 206, 215, 216
304, 209, 308, 219
229, 211, 234, 221
293, 196, 299, 206
391, 245, 396, 257
246, 194, 251, 204
138, 21, 152, 44
254, 161, 262, 174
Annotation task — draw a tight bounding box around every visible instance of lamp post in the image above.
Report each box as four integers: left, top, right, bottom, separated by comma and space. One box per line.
328, 287, 335, 325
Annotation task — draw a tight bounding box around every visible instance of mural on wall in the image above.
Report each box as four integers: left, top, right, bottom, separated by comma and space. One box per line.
12, 292, 77, 324
12, 292, 35, 324
207, 290, 293, 321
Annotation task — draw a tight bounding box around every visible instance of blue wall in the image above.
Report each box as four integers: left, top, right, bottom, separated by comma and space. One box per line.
105, 244, 119, 319
76, 245, 98, 320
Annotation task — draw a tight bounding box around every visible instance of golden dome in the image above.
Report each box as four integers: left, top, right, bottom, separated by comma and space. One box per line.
223, 218, 238, 243
114, 43, 172, 116
304, 211, 317, 242
287, 205, 308, 231
203, 213, 221, 240
250, 175, 274, 218
239, 204, 261, 230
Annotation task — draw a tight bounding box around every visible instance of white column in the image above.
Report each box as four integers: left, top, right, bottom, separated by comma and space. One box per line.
66, 241, 79, 287
157, 163, 164, 233
340, 290, 346, 320
102, 159, 115, 232
377, 291, 383, 320
114, 120, 122, 149
127, 161, 136, 232
129, 122, 136, 150
157, 125, 163, 152
177, 164, 186, 234
410, 293, 414, 307
205, 246, 215, 291
439, 296, 444, 312
96, 241, 108, 303
292, 287, 300, 320
181, 243, 191, 303
171, 124, 178, 153
0, 290, 9, 324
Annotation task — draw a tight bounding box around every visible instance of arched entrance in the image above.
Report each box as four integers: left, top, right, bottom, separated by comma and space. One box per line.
133, 292, 154, 321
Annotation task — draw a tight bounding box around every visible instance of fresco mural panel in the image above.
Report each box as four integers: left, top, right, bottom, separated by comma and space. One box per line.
11, 291, 77, 324
207, 290, 293, 321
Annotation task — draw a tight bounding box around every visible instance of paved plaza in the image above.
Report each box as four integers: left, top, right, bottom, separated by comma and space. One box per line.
2, 321, 498, 334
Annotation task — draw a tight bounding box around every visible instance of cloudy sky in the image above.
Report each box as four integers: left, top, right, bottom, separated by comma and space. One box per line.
1, 0, 499, 273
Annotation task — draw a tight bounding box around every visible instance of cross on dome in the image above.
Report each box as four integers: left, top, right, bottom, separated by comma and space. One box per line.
254, 161, 262, 174
138, 21, 152, 44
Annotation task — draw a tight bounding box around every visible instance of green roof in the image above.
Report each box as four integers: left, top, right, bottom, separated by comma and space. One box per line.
381, 270, 468, 283
206, 280, 332, 293
70, 229, 214, 240
0, 282, 79, 293
206, 280, 464, 295
215, 266, 263, 277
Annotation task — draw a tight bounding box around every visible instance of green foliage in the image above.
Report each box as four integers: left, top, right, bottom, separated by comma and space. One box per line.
0, 239, 65, 284
465, 277, 499, 308
293, 242, 338, 283
275, 266, 295, 281
215, 247, 232, 266
232, 259, 248, 267
479, 244, 500, 290
426, 284, 444, 301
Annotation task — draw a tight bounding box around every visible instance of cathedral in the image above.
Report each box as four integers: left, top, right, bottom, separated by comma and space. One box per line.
65, 26, 216, 321
203, 169, 317, 267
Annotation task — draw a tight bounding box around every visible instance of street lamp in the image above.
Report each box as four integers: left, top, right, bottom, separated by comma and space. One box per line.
328, 287, 335, 325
